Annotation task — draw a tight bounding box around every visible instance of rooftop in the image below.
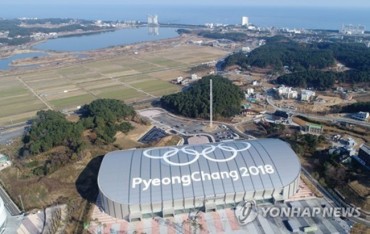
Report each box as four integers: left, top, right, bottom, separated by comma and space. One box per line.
360, 144, 370, 155
98, 139, 301, 205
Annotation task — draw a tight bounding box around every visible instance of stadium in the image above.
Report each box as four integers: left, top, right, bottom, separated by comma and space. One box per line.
98, 138, 301, 221
0, 196, 6, 231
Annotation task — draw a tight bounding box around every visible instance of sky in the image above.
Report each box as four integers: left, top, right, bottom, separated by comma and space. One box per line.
2, 0, 370, 7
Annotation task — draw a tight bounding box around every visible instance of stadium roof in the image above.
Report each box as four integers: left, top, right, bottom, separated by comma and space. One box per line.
98, 138, 300, 205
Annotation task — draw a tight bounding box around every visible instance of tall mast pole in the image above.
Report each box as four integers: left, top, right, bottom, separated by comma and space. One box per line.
210, 78, 213, 128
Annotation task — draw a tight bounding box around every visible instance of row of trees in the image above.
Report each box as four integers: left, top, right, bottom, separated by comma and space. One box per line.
276, 70, 336, 90
79, 99, 135, 144
317, 42, 370, 71
277, 69, 370, 89
340, 102, 370, 113
223, 37, 370, 89
23, 99, 136, 156
23, 110, 84, 155
161, 75, 244, 119
223, 40, 335, 72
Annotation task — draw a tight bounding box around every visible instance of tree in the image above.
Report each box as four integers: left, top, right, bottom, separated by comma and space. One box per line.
80, 99, 136, 144
161, 75, 244, 119
80, 99, 135, 122
24, 110, 84, 155
23, 99, 136, 155
341, 102, 370, 113
223, 39, 335, 71
223, 38, 370, 89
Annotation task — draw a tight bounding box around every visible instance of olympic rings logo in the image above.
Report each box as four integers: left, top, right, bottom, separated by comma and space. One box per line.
143, 142, 251, 166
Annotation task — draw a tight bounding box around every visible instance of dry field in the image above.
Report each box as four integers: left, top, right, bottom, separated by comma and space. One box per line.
0, 44, 228, 125
274, 93, 356, 114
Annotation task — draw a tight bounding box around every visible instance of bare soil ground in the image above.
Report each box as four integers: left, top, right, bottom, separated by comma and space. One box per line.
113, 123, 152, 149
354, 93, 370, 103
0, 119, 157, 232
0, 35, 229, 126
275, 93, 356, 113
155, 135, 182, 147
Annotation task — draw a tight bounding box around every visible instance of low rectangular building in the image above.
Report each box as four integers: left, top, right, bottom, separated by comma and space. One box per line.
305, 123, 323, 135
358, 144, 370, 166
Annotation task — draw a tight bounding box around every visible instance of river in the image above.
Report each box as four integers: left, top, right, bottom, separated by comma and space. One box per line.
33, 27, 179, 52
0, 52, 47, 71
0, 27, 179, 70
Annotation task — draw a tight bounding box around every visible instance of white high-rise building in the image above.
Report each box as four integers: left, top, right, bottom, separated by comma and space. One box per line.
153, 15, 158, 25
340, 24, 365, 35
242, 16, 249, 26
147, 15, 159, 25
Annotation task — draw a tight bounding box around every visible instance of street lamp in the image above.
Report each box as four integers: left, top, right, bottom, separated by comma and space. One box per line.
18, 195, 25, 213
210, 78, 213, 128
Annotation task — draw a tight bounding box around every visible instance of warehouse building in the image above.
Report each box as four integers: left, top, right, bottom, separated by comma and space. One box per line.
98, 138, 301, 221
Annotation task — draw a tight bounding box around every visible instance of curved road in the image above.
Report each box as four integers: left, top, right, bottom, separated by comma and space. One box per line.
266, 96, 370, 128
140, 107, 369, 226
138, 107, 256, 141
0, 184, 21, 216
301, 167, 370, 226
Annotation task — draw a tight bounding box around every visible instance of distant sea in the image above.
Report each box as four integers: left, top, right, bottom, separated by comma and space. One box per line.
1, 4, 370, 30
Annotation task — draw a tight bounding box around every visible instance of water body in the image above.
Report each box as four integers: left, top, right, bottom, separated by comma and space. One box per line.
2, 4, 370, 30
0, 52, 47, 70
0, 27, 177, 70
2, 5, 369, 70
34, 27, 179, 52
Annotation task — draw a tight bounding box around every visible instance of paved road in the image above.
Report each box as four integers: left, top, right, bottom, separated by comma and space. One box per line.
301, 167, 370, 227
139, 107, 256, 140
0, 122, 27, 131
139, 109, 217, 142
266, 96, 370, 128
298, 113, 370, 128
0, 185, 21, 216
0, 127, 25, 145
85, 65, 158, 99
16, 76, 52, 110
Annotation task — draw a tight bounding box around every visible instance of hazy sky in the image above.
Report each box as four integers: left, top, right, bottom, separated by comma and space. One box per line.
2, 0, 370, 7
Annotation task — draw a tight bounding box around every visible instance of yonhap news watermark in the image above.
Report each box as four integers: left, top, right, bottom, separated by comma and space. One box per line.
235, 200, 361, 225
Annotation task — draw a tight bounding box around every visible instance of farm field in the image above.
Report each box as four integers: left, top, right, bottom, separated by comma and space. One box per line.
0, 44, 228, 125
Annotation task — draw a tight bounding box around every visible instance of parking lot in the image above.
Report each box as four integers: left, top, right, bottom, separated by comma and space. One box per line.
153, 113, 207, 135
139, 108, 212, 135
138, 108, 243, 143
214, 125, 240, 142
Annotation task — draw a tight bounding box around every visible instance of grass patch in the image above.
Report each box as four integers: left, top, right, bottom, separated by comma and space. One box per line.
104, 69, 140, 77
68, 73, 103, 81
149, 87, 180, 96
0, 44, 228, 124
20, 72, 59, 81
50, 94, 95, 109
0, 101, 46, 118
0, 111, 39, 125
88, 64, 124, 74
58, 66, 90, 76
28, 78, 70, 90
79, 79, 117, 90
119, 74, 152, 83
147, 57, 185, 67
95, 88, 146, 100
0, 87, 28, 98
131, 79, 177, 92
125, 64, 162, 73
0, 94, 36, 106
